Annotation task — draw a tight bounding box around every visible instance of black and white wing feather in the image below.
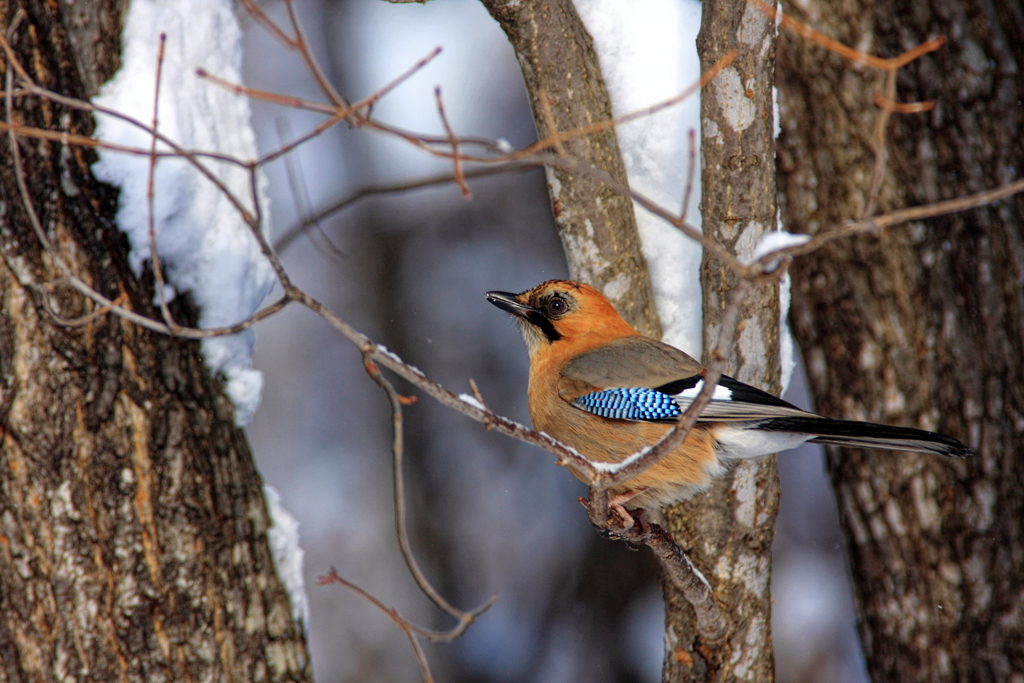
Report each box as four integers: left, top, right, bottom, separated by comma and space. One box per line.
562, 338, 974, 458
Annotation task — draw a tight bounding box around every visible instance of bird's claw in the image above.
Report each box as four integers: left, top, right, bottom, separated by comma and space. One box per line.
580, 491, 655, 545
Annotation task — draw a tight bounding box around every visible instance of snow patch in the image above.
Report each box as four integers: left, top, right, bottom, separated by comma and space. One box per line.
458, 393, 486, 412
265, 485, 310, 628
92, 0, 276, 426
779, 271, 796, 393
574, 0, 704, 355
677, 381, 732, 401
589, 447, 649, 473
748, 230, 812, 263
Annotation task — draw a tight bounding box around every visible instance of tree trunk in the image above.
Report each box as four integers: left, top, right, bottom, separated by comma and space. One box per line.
777, 0, 1024, 680
483, 0, 782, 680
480, 0, 662, 338
0, 1, 312, 681
660, 0, 781, 681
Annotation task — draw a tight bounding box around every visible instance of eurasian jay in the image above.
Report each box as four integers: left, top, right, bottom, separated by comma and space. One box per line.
486, 279, 973, 511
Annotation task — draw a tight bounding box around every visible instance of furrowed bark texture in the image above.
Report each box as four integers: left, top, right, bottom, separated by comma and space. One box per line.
660, 1, 781, 681
777, 0, 1023, 680
480, 0, 662, 338
0, 2, 312, 681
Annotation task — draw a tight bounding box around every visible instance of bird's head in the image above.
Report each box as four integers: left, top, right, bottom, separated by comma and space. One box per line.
485, 280, 636, 356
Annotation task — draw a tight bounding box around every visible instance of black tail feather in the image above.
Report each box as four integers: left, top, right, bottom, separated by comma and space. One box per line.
758, 416, 974, 458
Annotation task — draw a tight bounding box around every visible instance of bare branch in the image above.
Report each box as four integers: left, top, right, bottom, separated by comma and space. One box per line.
317, 568, 437, 683
273, 163, 536, 254
147, 33, 178, 330
519, 50, 737, 158
274, 117, 346, 261
433, 87, 471, 199
361, 354, 497, 638
863, 69, 897, 219
680, 128, 697, 222
748, 0, 945, 71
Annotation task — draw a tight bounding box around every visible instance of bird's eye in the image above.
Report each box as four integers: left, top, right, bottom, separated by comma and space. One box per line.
546, 297, 567, 316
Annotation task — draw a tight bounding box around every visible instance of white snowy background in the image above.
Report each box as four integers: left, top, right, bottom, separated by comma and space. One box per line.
97, 0, 874, 680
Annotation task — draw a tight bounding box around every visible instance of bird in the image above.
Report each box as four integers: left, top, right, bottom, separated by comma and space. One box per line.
486, 279, 974, 511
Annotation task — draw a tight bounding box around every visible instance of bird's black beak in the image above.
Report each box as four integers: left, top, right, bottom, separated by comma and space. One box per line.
485, 291, 535, 318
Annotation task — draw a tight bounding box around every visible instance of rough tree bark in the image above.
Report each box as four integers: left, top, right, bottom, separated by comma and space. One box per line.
777, 0, 1023, 680
0, 1, 312, 681
660, 0, 780, 681
482, 0, 782, 681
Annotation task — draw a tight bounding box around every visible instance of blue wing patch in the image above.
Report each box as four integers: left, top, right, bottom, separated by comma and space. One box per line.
574, 387, 681, 422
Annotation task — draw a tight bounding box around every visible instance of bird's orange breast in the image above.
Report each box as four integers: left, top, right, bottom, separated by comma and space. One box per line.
527, 351, 722, 509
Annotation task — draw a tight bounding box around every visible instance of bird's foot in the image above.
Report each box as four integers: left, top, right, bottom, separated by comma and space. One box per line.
632, 507, 653, 539
580, 489, 653, 544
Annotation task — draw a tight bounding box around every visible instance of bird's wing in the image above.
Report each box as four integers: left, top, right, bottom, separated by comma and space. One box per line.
559, 336, 813, 424
557, 336, 974, 457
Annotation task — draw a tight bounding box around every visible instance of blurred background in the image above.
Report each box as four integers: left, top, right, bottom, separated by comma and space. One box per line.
241, 0, 870, 681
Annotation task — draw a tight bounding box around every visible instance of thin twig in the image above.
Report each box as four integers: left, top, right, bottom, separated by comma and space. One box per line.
234, 0, 347, 109
362, 353, 497, 637
257, 112, 345, 167
360, 118, 512, 155
468, 378, 489, 415
760, 175, 1024, 267
41, 287, 129, 327
273, 163, 537, 254
522, 50, 736, 159
0, 115, 242, 163
747, 0, 944, 71
195, 69, 338, 114
873, 94, 936, 114
147, 33, 178, 330
434, 87, 471, 199
536, 87, 566, 157
0, 11, 32, 84
873, 178, 1024, 226
235, 0, 294, 49
281, 0, 347, 109
317, 568, 436, 683
274, 116, 346, 261
680, 128, 697, 222
358, 47, 443, 118
862, 69, 897, 219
